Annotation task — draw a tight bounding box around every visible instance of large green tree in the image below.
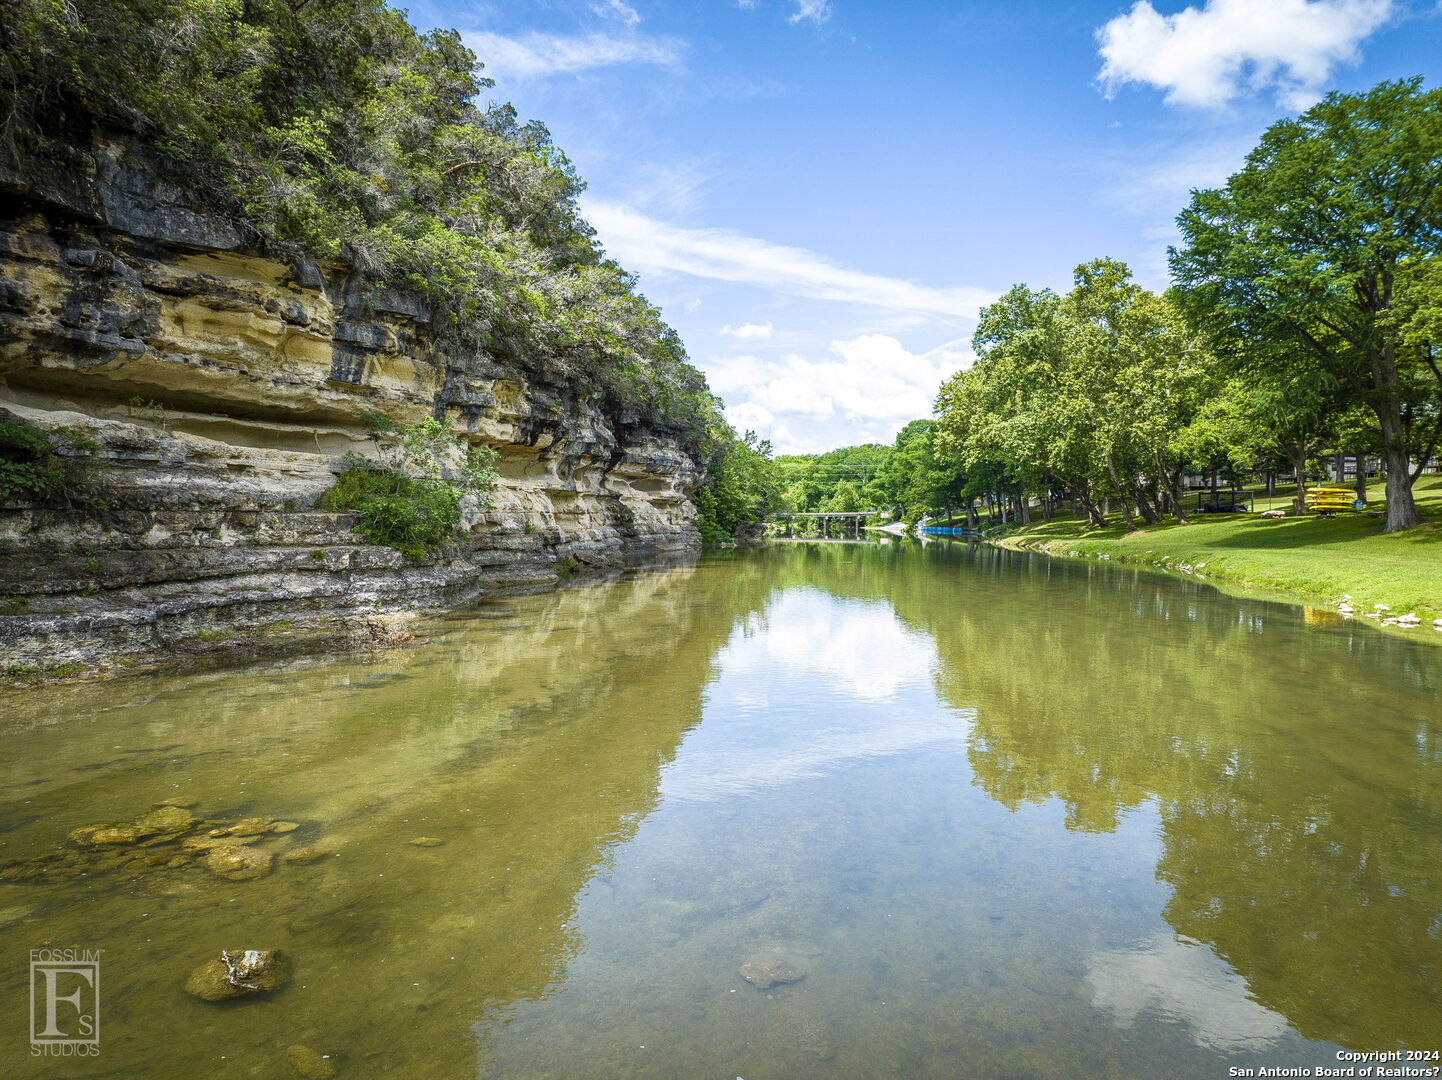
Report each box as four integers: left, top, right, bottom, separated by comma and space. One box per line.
938, 260, 1211, 528
1171, 79, 1442, 532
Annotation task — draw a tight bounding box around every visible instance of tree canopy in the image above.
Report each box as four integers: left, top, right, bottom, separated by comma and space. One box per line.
1171, 78, 1442, 531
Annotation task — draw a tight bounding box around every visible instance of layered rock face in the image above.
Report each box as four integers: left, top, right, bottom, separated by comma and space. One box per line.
0, 143, 702, 672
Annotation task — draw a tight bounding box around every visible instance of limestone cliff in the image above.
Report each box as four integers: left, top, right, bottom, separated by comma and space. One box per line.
0, 140, 702, 675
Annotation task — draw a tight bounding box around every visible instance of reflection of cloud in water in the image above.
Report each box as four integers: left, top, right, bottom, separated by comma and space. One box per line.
662, 589, 968, 802
725, 588, 937, 701
1087, 932, 1290, 1052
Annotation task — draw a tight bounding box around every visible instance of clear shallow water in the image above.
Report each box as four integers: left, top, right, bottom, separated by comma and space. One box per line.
0, 541, 1439, 1079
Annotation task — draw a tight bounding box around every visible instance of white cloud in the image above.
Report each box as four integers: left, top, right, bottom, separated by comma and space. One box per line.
725, 401, 776, 432
1096, 0, 1394, 109
582, 200, 994, 323
467, 31, 683, 80
788, 0, 833, 23
721, 320, 774, 340
591, 0, 641, 26
704, 332, 970, 449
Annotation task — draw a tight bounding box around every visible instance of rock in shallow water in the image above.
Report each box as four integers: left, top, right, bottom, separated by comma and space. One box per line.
739, 956, 807, 990
283, 846, 329, 864
203, 845, 273, 881
132, 805, 199, 834
184, 949, 291, 1001
285, 1044, 338, 1079
216, 817, 274, 838
407, 837, 444, 847
86, 824, 143, 845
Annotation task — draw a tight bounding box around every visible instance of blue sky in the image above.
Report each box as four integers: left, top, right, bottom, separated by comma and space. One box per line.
407, 0, 1442, 453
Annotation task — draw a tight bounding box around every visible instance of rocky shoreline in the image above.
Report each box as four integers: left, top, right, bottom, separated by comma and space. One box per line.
0, 136, 703, 680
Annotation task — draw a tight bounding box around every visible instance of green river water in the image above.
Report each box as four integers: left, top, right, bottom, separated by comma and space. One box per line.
1, 541, 1439, 1079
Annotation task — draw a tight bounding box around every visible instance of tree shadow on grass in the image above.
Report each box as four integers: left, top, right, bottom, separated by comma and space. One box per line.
1183, 513, 1442, 550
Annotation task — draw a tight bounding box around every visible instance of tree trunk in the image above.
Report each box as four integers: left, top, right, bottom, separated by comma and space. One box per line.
1333, 450, 1345, 484
1134, 484, 1159, 525
1354, 454, 1367, 504
1289, 446, 1309, 516
1018, 490, 1031, 524
1041, 496, 1053, 523
966, 502, 976, 529
1171, 472, 1189, 525
1371, 345, 1422, 531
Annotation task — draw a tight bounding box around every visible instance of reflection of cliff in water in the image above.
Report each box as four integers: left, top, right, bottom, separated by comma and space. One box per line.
0, 558, 782, 1079
772, 540, 1442, 1050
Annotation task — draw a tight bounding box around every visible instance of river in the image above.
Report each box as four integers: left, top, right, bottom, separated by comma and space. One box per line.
0, 541, 1439, 1079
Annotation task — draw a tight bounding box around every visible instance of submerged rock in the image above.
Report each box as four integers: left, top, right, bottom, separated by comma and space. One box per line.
739, 955, 807, 990
270, 821, 301, 834
86, 824, 143, 846
133, 805, 199, 834
285, 1044, 338, 1079
282, 847, 328, 865
183, 833, 261, 851
215, 817, 274, 838
407, 837, 444, 847
155, 797, 200, 809
203, 845, 273, 881
184, 949, 291, 1001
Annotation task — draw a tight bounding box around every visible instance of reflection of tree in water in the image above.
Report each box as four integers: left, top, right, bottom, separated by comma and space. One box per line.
0, 554, 791, 1080
784, 540, 1442, 1049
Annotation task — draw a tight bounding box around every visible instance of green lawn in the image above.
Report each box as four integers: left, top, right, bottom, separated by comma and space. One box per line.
995, 473, 1442, 637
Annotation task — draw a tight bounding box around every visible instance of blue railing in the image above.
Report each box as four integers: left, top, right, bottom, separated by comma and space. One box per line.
921, 526, 980, 536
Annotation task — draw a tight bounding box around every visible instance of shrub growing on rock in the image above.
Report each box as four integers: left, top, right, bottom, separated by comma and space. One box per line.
322, 413, 497, 558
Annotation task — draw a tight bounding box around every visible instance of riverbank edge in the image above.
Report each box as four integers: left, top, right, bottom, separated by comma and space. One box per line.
986, 531, 1442, 646
0, 552, 695, 693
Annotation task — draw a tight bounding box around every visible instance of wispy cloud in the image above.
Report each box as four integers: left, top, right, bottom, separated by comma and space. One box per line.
789, 0, 833, 24
1096, 0, 1394, 109
591, 0, 641, 27
467, 30, 683, 80
582, 200, 994, 323
721, 321, 774, 340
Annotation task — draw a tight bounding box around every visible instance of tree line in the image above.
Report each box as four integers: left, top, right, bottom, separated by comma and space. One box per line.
702, 78, 1442, 538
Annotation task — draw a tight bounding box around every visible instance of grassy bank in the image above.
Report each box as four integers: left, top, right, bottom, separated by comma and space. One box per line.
991, 474, 1442, 638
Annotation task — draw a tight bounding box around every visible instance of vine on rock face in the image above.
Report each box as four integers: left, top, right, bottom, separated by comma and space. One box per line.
322, 412, 498, 559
